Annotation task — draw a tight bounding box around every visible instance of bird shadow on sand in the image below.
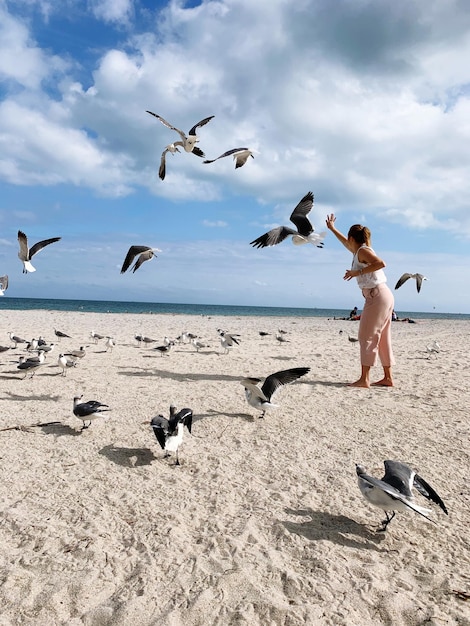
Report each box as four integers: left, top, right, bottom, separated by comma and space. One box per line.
281, 507, 385, 550
193, 409, 255, 423
117, 367, 243, 383
99, 444, 157, 468
39, 422, 82, 437
1, 391, 61, 402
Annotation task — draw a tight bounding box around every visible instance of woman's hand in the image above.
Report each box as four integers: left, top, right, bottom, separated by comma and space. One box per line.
343, 269, 358, 281
326, 214, 336, 231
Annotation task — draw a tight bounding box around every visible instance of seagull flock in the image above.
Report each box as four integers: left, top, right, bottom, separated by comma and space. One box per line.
0, 110, 441, 537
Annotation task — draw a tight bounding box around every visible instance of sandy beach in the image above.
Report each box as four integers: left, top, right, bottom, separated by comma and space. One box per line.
0, 309, 469, 625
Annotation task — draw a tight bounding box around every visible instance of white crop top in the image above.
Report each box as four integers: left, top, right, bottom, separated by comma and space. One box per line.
351, 245, 387, 289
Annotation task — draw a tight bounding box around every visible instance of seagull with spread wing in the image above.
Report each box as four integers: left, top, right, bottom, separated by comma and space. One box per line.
250, 192, 326, 249
356, 460, 448, 532
120, 246, 161, 274
395, 273, 427, 293
241, 366, 310, 418
203, 148, 254, 169
151, 406, 193, 465
146, 111, 214, 179
17, 230, 61, 273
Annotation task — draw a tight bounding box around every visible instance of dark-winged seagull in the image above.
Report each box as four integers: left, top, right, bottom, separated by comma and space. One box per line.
120, 245, 161, 274
0, 275, 8, 295
356, 460, 448, 532
250, 192, 326, 249
218, 329, 241, 355
241, 366, 310, 418
73, 395, 110, 430
17, 351, 46, 378
17, 230, 61, 273
8, 332, 27, 348
150, 406, 193, 465
395, 273, 427, 293
158, 143, 182, 180
203, 148, 254, 169
54, 328, 71, 339
90, 331, 105, 344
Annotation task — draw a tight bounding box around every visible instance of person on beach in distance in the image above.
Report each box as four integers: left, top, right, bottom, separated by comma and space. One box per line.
326, 214, 395, 388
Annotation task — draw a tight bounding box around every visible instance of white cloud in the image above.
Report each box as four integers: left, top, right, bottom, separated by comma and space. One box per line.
88, 0, 133, 24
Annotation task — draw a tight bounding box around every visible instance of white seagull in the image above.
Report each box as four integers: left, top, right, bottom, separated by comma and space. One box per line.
203, 148, 254, 169
57, 353, 78, 376
241, 366, 310, 418
150, 406, 193, 465
395, 273, 427, 293
356, 460, 448, 532
90, 331, 105, 344
120, 245, 161, 274
8, 332, 27, 348
73, 395, 110, 430
250, 192, 326, 249
105, 337, 115, 352
17, 230, 61, 273
0, 275, 8, 295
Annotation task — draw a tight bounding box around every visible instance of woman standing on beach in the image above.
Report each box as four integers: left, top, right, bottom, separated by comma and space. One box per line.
326, 214, 395, 388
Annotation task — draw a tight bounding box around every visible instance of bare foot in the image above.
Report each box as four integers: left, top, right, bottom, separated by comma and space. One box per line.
347, 379, 370, 388
372, 378, 394, 387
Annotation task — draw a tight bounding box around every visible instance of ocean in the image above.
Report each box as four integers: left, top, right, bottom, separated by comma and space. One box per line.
0, 297, 469, 320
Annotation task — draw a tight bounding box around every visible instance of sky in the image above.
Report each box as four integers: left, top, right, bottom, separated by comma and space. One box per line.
1, 0, 470, 313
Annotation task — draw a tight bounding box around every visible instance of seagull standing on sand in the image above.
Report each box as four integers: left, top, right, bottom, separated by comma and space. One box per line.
8, 332, 27, 348
0, 275, 8, 295
203, 148, 254, 169
105, 337, 115, 352
90, 331, 105, 344
218, 330, 241, 355
57, 353, 77, 376
120, 246, 161, 274
241, 367, 310, 418
73, 395, 110, 430
250, 192, 326, 249
356, 461, 448, 532
151, 406, 193, 465
54, 329, 71, 339
395, 273, 427, 293
17, 351, 46, 378
17, 230, 61, 273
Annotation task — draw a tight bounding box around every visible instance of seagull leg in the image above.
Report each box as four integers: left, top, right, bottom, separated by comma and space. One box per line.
378, 511, 395, 532
259, 410, 265, 419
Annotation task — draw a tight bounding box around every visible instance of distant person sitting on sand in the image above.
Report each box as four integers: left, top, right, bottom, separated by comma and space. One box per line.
349, 306, 358, 320
392, 309, 398, 321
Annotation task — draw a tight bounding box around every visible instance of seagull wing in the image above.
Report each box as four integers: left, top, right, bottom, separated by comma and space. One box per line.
250, 226, 297, 248
241, 378, 268, 402
395, 273, 412, 290
176, 408, 193, 434
0, 275, 8, 291
415, 274, 425, 293
191, 146, 206, 158
413, 473, 448, 514
151, 415, 169, 449
28, 237, 61, 258
121, 246, 151, 273
382, 460, 415, 497
159, 148, 169, 180
234, 149, 254, 168
17, 231, 30, 260
261, 367, 310, 402
359, 472, 433, 520
289, 192, 314, 237
188, 115, 214, 136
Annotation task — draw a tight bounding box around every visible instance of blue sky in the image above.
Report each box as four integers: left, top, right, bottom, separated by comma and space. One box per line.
1, 0, 470, 313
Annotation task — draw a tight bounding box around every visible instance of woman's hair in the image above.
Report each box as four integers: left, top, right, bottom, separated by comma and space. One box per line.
348, 224, 371, 246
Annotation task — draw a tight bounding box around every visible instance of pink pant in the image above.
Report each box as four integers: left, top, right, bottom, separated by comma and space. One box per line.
359, 283, 395, 367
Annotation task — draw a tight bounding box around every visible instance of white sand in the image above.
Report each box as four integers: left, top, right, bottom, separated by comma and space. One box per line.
0, 310, 469, 625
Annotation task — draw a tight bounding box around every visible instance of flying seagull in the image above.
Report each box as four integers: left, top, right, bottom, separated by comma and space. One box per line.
73, 395, 110, 430
395, 273, 427, 293
356, 460, 448, 532
17, 230, 61, 273
0, 275, 8, 295
250, 192, 326, 249
151, 406, 193, 465
146, 111, 214, 178
241, 366, 310, 418
203, 148, 254, 169
120, 246, 160, 274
